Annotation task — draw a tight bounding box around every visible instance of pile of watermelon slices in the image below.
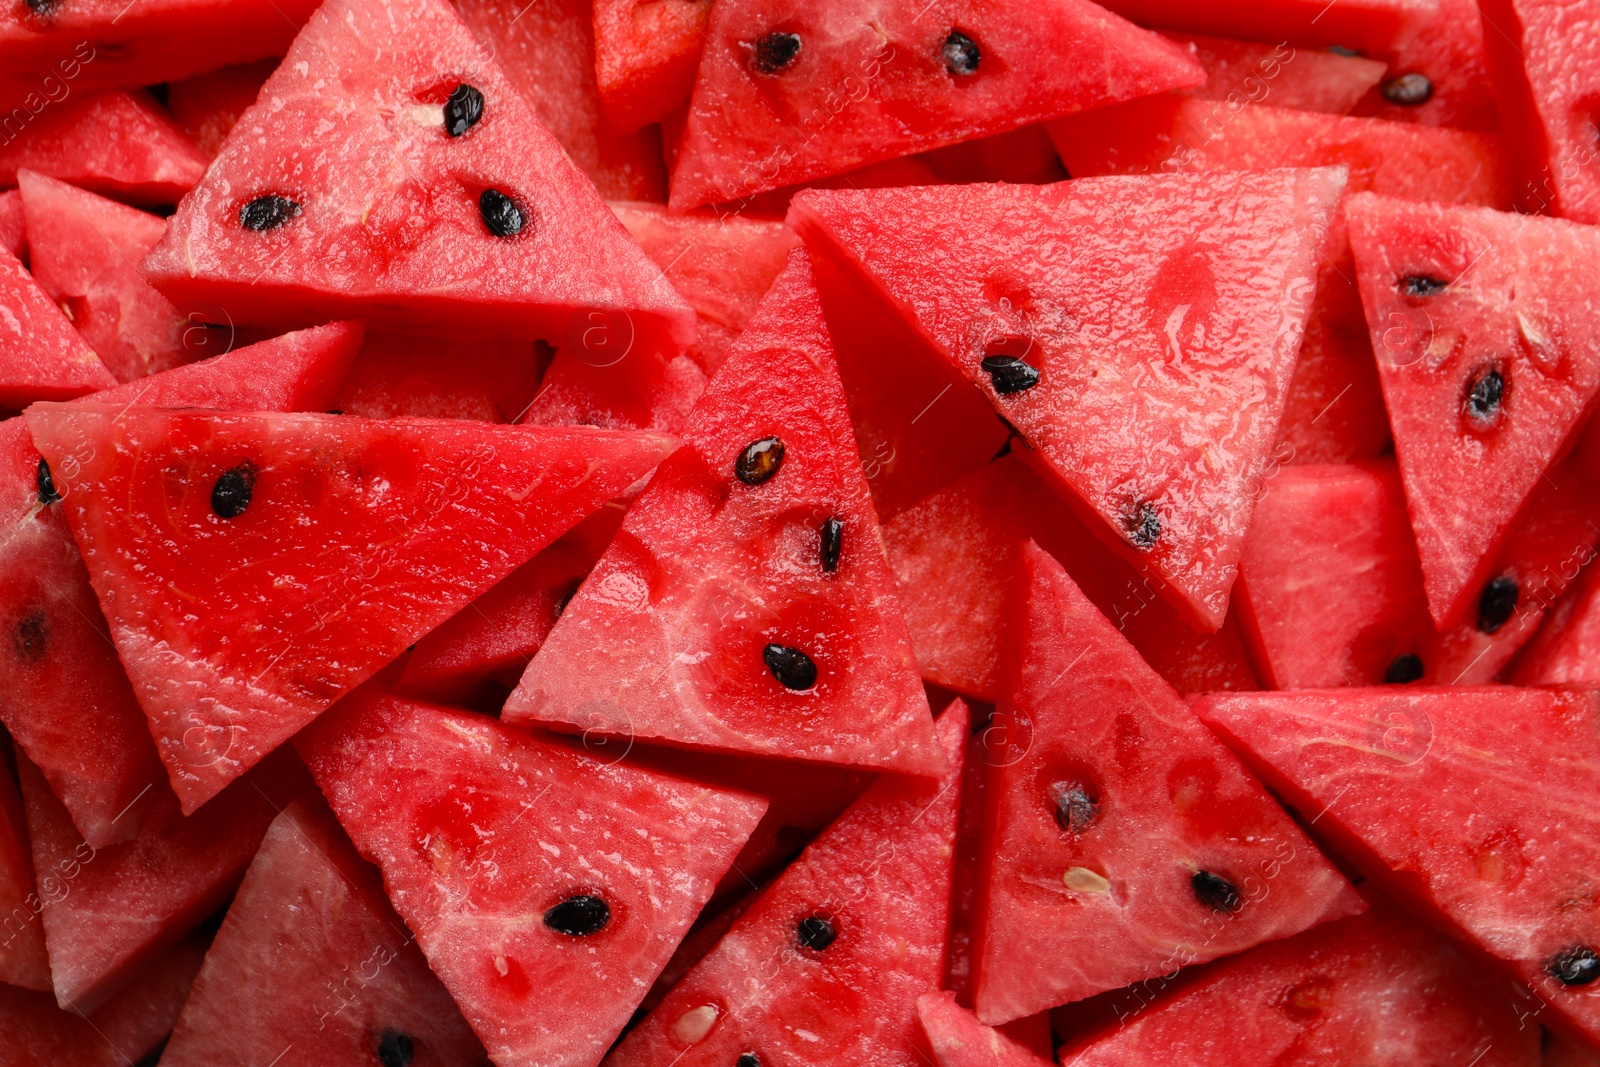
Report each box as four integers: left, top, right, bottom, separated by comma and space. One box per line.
4, 0, 1600, 1062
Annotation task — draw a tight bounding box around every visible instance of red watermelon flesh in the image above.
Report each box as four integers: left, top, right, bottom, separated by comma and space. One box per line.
919, 992, 1054, 1067
1548, 1033, 1600, 1067
165, 59, 278, 158
329, 331, 545, 423
592, 0, 709, 133
605, 701, 967, 1067
640, 884, 763, 1015
0, 745, 49, 990
1174, 34, 1388, 114
0, 245, 115, 405
0, 929, 207, 1067
455, 0, 667, 202
296, 687, 768, 1067
159, 794, 488, 1067
611, 201, 801, 377
400, 502, 626, 695
1057, 903, 1540, 1067
26, 405, 671, 813
972, 544, 1360, 1024
884, 455, 1258, 701
18, 745, 309, 1014
139, 0, 695, 357
1480, 0, 1600, 222
0, 189, 23, 260
1515, 564, 1600, 687
791, 169, 1346, 630
1235, 462, 1432, 689
504, 251, 947, 778
667, 0, 1204, 210
522, 350, 708, 433
911, 125, 1069, 186
1347, 193, 1600, 627
1193, 686, 1600, 1047
17, 169, 215, 383
1354, 0, 1499, 130
1095, 0, 1440, 53
0, 90, 206, 206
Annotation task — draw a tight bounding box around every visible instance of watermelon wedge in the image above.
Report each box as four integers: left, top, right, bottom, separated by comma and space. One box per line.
0, 90, 207, 205
27, 404, 671, 813
0, 322, 362, 848
1347, 193, 1600, 627
0, 930, 207, 1067
0, 245, 115, 405
504, 250, 947, 778
0, 746, 49, 990
1481, 0, 1600, 222
159, 794, 488, 1067
139, 0, 695, 357
884, 454, 1258, 701
1515, 560, 1600, 686
1174, 34, 1388, 114
165, 60, 278, 158
791, 169, 1346, 630
1056, 903, 1540, 1067
592, 0, 709, 132
668, 0, 1204, 209
1193, 686, 1600, 1047
1353, 0, 1498, 131
1095, 0, 1440, 53
605, 701, 967, 1067
918, 992, 1053, 1067
329, 331, 544, 423
18, 169, 216, 383
295, 687, 768, 1067
0, 189, 24, 260
18, 746, 309, 1014
456, 0, 667, 202
972, 543, 1361, 1024
611, 201, 801, 377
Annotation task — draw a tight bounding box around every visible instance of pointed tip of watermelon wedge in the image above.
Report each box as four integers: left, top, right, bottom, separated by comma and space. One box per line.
917, 990, 1054, 1067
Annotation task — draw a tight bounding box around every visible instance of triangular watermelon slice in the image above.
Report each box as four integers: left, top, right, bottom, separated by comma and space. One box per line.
139, 0, 695, 357
0, 748, 49, 990
1056, 902, 1539, 1066
1192, 686, 1600, 1047
1347, 193, 1600, 627
159, 794, 488, 1066
26, 406, 671, 813
1094, 0, 1440, 52
592, 0, 709, 132
667, 0, 1203, 209
972, 543, 1361, 1024
605, 701, 967, 1067
504, 250, 947, 778
0, 322, 363, 848
18, 169, 216, 383
0, 189, 24, 260
918, 992, 1054, 1067
295, 687, 768, 1067
790, 169, 1347, 629
0, 90, 207, 205
0, 245, 115, 405
18, 746, 309, 1014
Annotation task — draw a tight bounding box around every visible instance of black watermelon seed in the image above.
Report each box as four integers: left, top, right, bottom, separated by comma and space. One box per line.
735, 436, 785, 485
737, 1055, 762, 1067
238, 195, 301, 232
444, 83, 485, 136
1191, 870, 1243, 913
1328, 44, 1361, 56
751, 32, 802, 74
1124, 501, 1161, 550
1548, 947, 1600, 986
796, 915, 837, 951
211, 462, 257, 519
543, 894, 611, 936
14, 611, 48, 664
1400, 274, 1449, 297
1383, 654, 1425, 684
1381, 72, 1435, 106
820, 517, 843, 573
1465, 367, 1505, 426
942, 30, 981, 76
24, 0, 59, 15
36, 458, 60, 505
981, 355, 1040, 395
764, 643, 817, 691
375, 1029, 415, 1067
1050, 780, 1099, 834
1478, 576, 1519, 634
479, 189, 525, 238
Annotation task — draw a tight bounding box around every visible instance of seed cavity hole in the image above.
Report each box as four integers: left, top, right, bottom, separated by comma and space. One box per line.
943, 30, 980, 76
1463, 366, 1505, 429
374, 1029, 415, 1067
750, 32, 801, 74
239, 195, 301, 232
1400, 273, 1448, 298
1191, 869, 1242, 913
1383, 654, 1424, 685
